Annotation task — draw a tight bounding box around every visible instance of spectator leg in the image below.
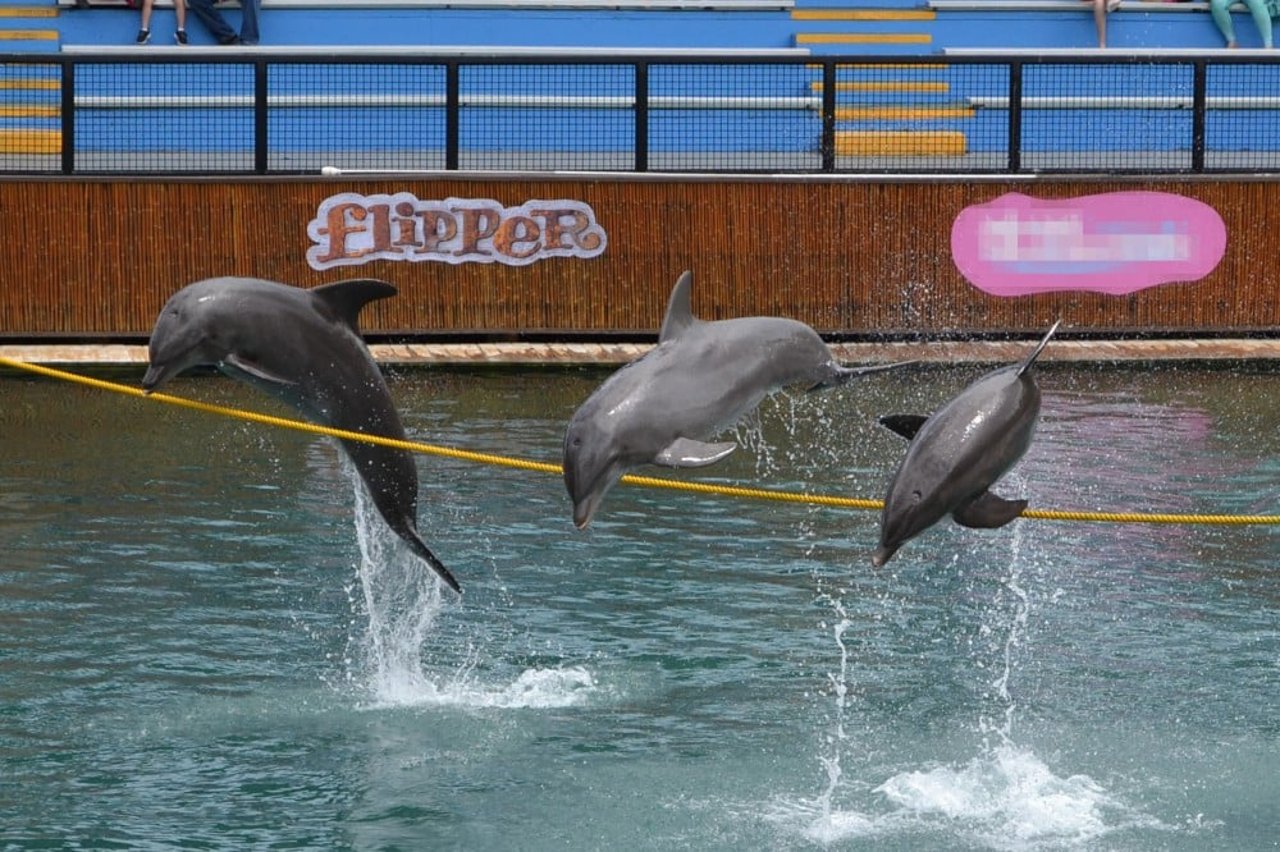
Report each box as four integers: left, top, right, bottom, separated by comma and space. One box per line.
1242, 0, 1273, 47
187, 0, 237, 44
238, 0, 259, 45
1209, 0, 1238, 46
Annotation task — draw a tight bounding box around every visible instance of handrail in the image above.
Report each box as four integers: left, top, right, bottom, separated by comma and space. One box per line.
1, 51, 1278, 177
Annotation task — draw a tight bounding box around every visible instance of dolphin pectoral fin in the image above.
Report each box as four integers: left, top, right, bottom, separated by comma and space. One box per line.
878, 414, 928, 441
953, 492, 1028, 529
223, 353, 297, 387
654, 438, 736, 468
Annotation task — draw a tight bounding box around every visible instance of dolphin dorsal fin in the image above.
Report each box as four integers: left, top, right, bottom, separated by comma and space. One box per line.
311, 279, 398, 332
1017, 320, 1061, 377
658, 271, 697, 343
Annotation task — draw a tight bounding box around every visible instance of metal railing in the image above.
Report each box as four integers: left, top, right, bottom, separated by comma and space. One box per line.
4, 51, 1280, 176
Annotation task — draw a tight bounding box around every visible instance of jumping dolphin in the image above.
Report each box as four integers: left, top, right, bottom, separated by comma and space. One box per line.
871, 321, 1061, 568
564, 270, 913, 529
141, 276, 461, 594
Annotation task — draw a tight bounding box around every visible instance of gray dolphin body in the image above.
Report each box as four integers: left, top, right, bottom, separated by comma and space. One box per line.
872, 322, 1061, 568
141, 276, 460, 594
564, 270, 911, 528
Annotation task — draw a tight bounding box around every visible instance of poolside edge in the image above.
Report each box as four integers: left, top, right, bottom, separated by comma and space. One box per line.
3, 339, 1280, 366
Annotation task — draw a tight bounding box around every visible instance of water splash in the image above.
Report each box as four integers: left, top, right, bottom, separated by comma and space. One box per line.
815, 600, 853, 821
980, 513, 1032, 749
875, 744, 1136, 849
343, 470, 599, 710
770, 502, 1158, 848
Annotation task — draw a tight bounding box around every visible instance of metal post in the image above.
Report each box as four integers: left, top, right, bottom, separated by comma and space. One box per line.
253, 58, 268, 174
635, 61, 649, 172
1008, 59, 1022, 172
1191, 59, 1206, 173
445, 61, 460, 170
820, 59, 836, 173
60, 58, 74, 175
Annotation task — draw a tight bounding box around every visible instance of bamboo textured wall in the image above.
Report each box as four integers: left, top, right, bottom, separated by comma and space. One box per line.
0, 177, 1275, 338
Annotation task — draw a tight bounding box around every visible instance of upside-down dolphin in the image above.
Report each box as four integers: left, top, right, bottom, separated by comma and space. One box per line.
871, 321, 1061, 568
564, 270, 913, 528
141, 276, 461, 594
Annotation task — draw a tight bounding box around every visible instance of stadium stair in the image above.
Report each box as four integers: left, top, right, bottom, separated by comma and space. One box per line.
792, 0, 969, 157
0, 0, 61, 154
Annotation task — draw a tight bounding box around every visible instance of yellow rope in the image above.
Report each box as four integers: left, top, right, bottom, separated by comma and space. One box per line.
2, 354, 1276, 526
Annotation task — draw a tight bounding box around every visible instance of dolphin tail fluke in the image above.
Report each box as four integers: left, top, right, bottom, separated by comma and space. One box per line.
810, 360, 918, 391
1016, 320, 1062, 378
396, 525, 463, 594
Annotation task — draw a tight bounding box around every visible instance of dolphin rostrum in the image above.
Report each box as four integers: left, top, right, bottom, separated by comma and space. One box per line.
141, 276, 461, 594
563, 270, 913, 529
872, 321, 1061, 568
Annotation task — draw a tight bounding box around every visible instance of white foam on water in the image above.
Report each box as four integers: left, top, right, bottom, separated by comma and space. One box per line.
762, 795, 902, 845
876, 745, 1134, 849
765, 745, 1154, 850
366, 664, 601, 710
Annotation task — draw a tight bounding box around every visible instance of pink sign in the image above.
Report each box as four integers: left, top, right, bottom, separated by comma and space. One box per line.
951, 191, 1226, 297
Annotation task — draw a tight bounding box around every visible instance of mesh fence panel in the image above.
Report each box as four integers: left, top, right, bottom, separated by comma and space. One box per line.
269, 61, 447, 173
0, 61, 60, 173
648, 62, 816, 172
459, 63, 635, 171
830, 60, 1009, 172
1020, 62, 1194, 172
1204, 61, 1280, 172
74, 60, 256, 173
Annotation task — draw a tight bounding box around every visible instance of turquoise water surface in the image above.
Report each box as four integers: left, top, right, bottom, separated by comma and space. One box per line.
2, 363, 1277, 850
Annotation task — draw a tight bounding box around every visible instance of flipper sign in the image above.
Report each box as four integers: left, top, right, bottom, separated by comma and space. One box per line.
951, 191, 1226, 297
307, 192, 607, 270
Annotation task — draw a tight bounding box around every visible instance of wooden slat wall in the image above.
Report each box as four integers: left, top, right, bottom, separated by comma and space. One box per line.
0, 177, 1274, 337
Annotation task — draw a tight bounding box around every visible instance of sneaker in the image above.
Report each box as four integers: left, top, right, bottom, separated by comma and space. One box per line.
134, 28, 150, 45
174, 29, 188, 45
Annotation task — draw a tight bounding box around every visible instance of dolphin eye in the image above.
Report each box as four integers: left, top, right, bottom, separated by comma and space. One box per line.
911, 490, 923, 504
572, 437, 582, 447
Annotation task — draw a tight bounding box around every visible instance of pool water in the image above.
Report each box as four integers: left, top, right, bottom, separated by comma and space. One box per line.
1, 363, 1277, 850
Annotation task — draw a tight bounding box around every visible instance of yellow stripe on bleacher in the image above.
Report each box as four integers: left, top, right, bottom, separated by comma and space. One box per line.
835, 131, 967, 156
792, 9, 936, 20
0, 105, 58, 117
0, 79, 59, 91
805, 63, 944, 70
0, 129, 60, 154
836, 105, 973, 120
797, 32, 932, 45
0, 8, 58, 18
0, 29, 57, 40
812, 81, 949, 93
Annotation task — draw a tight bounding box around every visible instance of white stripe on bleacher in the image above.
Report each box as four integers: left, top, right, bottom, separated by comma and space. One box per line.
61, 44, 809, 56
72, 94, 821, 109
944, 46, 1276, 55
972, 95, 1280, 108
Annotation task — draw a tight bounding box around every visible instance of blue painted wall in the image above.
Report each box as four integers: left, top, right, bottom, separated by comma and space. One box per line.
58, 7, 797, 49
